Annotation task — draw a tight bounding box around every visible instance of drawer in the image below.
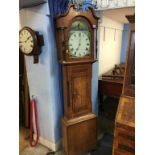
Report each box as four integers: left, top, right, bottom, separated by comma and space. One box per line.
114, 149, 134, 155
118, 128, 135, 139
118, 135, 135, 149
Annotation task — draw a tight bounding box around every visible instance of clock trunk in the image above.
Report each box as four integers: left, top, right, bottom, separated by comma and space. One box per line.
62, 63, 92, 119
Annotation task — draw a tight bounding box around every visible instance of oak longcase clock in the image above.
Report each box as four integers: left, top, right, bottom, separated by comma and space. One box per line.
55, 5, 99, 155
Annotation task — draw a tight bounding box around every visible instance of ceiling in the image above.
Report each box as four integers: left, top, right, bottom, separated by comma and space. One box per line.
103, 7, 135, 23
19, 1, 134, 24
19, 0, 47, 9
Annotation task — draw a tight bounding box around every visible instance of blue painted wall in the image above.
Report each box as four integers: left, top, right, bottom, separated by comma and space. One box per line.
92, 62, 99, 115
19, 2, 99, 149
120, 24, 129, 63
19, 3, 63, 150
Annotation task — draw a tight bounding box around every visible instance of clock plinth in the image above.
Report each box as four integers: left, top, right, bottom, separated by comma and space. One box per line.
62, 113, 97, 155
55, 5, 99, 155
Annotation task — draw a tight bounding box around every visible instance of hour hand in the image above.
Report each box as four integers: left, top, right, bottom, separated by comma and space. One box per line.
25, 36, 31, 42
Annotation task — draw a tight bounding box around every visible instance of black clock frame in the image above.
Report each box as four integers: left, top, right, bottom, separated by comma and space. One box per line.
19, 26, 44, 63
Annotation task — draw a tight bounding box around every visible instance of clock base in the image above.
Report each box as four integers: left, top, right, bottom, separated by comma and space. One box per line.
62, 113, 97, 155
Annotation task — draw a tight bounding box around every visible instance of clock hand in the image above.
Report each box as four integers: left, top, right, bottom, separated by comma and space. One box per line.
78, 38, 82, 48
25, 36, 32, 43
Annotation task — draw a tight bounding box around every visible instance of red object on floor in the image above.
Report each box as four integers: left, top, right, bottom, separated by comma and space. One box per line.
29, 98, 39, 147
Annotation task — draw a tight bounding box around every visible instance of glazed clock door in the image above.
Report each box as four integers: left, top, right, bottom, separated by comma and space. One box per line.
66, 18, 93, 61
66, 64, 92, 118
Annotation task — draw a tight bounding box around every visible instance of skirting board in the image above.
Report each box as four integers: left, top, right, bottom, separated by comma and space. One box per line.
33, 134, 62, 151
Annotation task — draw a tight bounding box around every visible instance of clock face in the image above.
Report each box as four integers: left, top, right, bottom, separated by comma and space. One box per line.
69, 32, 90, 57
68, 20, 91, 58
19, 28, 34, 54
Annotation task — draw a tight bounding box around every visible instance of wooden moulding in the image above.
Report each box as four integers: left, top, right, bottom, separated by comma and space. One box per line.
55, 5, 99, 29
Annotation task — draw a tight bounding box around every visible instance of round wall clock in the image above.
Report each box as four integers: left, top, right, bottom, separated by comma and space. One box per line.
19, 27, 36, 55
19, 27, 44, 63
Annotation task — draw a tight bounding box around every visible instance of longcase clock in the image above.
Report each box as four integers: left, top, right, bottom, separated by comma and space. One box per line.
55, 5, 99, 155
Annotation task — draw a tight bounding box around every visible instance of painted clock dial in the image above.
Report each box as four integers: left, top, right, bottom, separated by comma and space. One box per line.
68, 20, 91, 58
19, 29, 34, 54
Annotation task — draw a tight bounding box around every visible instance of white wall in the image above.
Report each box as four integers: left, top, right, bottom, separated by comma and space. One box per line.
98, 14, 123, 76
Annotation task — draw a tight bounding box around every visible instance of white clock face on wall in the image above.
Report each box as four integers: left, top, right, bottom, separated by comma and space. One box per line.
19, 29, 34, 54
69, 31, 90, 58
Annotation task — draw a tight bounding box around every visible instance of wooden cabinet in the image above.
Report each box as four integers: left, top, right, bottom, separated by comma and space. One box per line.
113, 14, 135, 155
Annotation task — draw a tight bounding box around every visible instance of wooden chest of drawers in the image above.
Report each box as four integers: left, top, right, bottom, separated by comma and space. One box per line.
113, 96, 135, 155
